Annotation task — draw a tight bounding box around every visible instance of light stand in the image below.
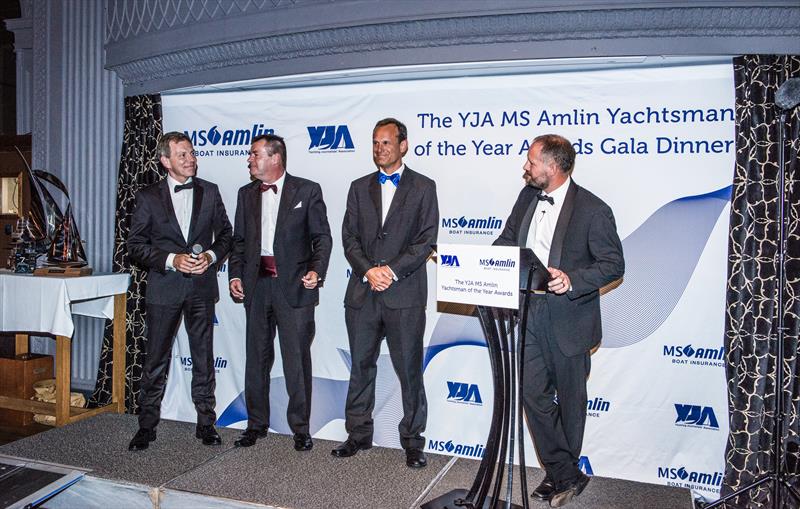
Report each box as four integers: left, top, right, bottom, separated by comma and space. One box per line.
706, 77, 800, 509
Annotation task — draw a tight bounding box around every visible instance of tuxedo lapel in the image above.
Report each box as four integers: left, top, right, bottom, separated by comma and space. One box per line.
250, 181, 262, 246
186, 181, 204, 244
548, 180, 577, 268
158, 179, 184, 242
518, 186, 540, 247
276, 174, 298, 237
368, 173, 381, 225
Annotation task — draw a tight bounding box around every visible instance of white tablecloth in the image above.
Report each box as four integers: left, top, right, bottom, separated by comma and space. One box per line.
0, 272, 130, 338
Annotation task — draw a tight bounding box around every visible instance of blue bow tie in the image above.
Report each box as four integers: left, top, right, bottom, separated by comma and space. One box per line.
378, 172, 400, 186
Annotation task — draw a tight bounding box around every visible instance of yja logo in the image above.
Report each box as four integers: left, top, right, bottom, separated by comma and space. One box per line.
446, 381, 482, 405
440, 255, 460, 267
674, 404, 719, 430
307, 125, 355, 152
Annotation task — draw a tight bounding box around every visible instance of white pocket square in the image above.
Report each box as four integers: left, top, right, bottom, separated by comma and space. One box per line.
294, 201, 303, 209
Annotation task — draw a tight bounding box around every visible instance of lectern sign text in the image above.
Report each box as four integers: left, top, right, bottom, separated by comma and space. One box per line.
436, 243, 520, 309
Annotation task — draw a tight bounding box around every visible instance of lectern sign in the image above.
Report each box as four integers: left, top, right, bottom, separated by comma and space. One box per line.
436, 243, 519, 309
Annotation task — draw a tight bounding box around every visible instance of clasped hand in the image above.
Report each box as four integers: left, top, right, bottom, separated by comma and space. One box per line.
366, 266, 394, 292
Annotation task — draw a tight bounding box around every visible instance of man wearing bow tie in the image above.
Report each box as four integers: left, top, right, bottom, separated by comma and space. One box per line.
494, 134, 624, 507
228, 134, 332, 451
127, 131, 233, 451
332, 118, 438, 468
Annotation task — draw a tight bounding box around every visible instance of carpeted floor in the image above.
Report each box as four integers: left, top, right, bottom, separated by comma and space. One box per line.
425, 459, 694, 508
0, 413, 693, 509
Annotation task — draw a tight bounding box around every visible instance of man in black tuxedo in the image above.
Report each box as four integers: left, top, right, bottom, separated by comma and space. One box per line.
332, 118, 438, 468
495, 134, 624, 507
127, 131, 232, 451
228, 134, 332, 451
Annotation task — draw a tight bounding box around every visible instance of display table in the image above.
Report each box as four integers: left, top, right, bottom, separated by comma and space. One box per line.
0, 272, 130, 426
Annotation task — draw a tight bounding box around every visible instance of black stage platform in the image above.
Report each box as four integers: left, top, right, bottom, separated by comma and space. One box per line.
0, 414, 693, 508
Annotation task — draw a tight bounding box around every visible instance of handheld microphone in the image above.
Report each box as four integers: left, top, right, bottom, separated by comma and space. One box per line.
183, 244, 205, 278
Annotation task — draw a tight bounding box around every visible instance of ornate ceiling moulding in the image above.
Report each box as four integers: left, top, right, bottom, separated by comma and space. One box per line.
104, 4, 800, 91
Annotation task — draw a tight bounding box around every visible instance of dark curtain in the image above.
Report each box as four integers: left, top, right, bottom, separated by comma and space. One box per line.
89, 94, 164, 412
722, 55, 800, 508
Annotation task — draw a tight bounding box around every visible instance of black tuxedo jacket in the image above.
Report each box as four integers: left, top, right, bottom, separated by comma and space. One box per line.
494, 180, 624, 356
342, 166, 438, 309
228, 174, 332, 308
128, 177, 233, 305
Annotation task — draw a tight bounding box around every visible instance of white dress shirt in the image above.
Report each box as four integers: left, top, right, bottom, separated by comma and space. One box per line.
164, 175, 216, 270
165, 175, 192, 271
261, 172, 286, 256
379, 164, 404, 225
526, 176, 572, 266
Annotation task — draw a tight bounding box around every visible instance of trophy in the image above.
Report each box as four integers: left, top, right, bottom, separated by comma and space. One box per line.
7, 147, 90, 276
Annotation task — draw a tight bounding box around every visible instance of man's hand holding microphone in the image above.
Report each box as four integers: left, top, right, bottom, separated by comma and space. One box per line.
173, 244, 212, 275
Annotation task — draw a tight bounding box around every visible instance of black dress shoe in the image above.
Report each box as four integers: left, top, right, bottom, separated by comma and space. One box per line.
196, 424, 222, 446
406, 448, 427, 468
234, 427, 268, 448
128, 428, 156, 451
293, 433, 313, 451
531, 475, 556, 501
549, 472, 590, 508
331, 438, 371, 458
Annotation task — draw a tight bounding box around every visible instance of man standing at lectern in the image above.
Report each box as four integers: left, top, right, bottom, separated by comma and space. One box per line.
228, 134, 332, 451
127, 131, 232, 451
332, 118, 438, 468
494, 134, 624, 507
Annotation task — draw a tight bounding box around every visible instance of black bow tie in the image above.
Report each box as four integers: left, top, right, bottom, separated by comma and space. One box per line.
537, 192, 554, 205
174, 181, 195, 193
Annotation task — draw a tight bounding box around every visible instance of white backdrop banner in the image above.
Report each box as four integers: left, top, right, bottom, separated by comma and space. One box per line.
160, 61, 734, 501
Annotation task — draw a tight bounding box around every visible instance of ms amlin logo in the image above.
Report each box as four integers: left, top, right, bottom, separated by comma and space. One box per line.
446, 381, 482, 406
674, 403, 719, 430
428, 438, 485, 458
657, 465, 722, 492
307, 125, 355, 152
442, 215, 503, 237
184, 124, 273, 156
478, 258, 516, 271
663, 343, 725, 368
178, 355, 229, 373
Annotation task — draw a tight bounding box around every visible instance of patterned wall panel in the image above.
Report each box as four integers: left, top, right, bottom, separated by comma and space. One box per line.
29, 0, 124, 390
